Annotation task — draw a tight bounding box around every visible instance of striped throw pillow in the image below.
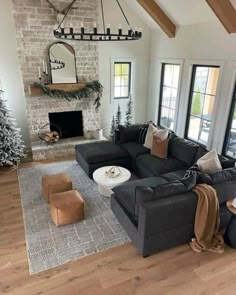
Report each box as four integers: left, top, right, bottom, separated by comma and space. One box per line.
138, 127, 148, 144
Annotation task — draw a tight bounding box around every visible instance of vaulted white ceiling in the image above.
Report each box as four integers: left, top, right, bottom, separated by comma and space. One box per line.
125, 0, 219, 29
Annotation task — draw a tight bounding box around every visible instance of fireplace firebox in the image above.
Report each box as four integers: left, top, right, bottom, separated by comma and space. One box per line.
49, 111, 84, 139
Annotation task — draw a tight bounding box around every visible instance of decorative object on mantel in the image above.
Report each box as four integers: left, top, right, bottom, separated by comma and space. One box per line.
49, 42, 77, 84
0, 90, 25, 168
105, 166, 121, 178
46, 0, 142, 42
38, 123, 61, 144
32, 80, 103, 110
92, 129, 103, 140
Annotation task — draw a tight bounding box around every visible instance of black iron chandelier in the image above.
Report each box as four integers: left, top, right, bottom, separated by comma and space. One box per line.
53, 0, 142, 42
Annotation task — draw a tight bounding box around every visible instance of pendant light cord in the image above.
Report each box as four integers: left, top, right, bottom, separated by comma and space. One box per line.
101, 0, 106, 34
116, 0, 133, 30
57, 0, 77, 29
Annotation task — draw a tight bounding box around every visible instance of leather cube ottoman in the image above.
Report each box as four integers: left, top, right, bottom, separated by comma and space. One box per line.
50, 190, 84, 226
42, 173, 72, 203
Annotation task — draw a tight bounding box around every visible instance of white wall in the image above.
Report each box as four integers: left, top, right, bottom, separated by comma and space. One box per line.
98, 0, 151, 137
148, 21, 236, 153
0, 0, 30, 148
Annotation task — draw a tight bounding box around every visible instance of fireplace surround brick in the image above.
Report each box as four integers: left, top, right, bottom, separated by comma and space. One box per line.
12, 0, 101, 152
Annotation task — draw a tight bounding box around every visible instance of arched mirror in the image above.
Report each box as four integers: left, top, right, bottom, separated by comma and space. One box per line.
49, 42, 77, 84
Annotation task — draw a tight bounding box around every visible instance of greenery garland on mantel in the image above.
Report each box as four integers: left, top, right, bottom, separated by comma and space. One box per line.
33, 80, 103, 110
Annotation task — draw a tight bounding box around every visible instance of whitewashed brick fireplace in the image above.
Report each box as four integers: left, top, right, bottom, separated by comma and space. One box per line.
12, 0, 102, 160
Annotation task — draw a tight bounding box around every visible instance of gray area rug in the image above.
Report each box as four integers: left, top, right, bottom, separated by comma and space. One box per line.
17, 161, 130, 274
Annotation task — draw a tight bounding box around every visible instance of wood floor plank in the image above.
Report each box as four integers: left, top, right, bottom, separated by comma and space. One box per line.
0, 156, 236, 294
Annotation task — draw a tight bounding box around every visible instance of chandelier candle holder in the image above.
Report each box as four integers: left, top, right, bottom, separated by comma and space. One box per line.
53, 0, 142, 42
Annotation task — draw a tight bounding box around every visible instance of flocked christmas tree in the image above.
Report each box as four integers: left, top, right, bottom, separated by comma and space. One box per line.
124, 93, 133, 127
110, 115, 116, 142
110, 103, 122, 142
0, 91, 25, 166
115, 103, 122, 127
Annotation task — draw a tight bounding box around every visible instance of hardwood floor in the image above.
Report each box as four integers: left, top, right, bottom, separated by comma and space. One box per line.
1, 157, 236, 295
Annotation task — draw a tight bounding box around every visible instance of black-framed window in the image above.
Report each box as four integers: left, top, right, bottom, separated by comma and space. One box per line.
113, 62, 131, 99
185, 65, 220, 146
223, 82, 236, 158
158, 63, 180, 129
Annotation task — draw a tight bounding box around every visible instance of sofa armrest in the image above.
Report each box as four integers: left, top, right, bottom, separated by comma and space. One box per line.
138, 191, 198, 238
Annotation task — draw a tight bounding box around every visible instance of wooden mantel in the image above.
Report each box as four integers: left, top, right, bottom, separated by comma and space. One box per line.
28, 83, 87, 96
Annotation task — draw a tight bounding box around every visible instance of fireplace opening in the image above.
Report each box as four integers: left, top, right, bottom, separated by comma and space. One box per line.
49, 111, 84, 139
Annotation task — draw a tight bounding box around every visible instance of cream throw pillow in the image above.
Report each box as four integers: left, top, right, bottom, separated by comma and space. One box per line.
144, 124, 168, 149
197, 149, 222, 174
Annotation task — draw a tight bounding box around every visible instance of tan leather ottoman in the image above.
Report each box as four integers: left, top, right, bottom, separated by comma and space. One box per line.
50, 190, 85, 226
42, 173, 72, 203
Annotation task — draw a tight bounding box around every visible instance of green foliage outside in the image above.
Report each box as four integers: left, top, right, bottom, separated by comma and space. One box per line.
191, 88, 202, 115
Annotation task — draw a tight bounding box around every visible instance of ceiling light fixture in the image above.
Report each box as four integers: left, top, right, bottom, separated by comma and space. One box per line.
53, 0, 142, 41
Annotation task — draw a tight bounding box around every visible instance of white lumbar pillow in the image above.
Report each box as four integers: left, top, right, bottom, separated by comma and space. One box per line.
197, 149, 222, 174
144, 124, 168, 149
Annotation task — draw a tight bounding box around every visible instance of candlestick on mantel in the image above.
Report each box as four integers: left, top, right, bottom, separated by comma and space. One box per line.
45, 65, 48, 75
38, 66, 41, 78
43, 60, 46, 73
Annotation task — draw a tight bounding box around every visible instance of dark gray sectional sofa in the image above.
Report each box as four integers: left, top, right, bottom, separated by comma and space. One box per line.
75, 124, 236, 256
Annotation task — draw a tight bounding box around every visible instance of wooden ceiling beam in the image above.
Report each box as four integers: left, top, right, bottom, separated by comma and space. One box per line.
137, 0, 176, 38
206, 0, 236, 33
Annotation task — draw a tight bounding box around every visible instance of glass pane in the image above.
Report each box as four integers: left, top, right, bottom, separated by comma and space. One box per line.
121, 64, 129, 75
172, 65, 180, 88
199, 120, 210, 145
114, 76, 121, 86
202, 95, 214, 120
163, 65, 174, 87
191, 92, 204, 117
162, 86, 171, 108
121, 75, 128, 86
193, 67, 209, 93
160, 107, 173, 128
206, 67, 220, 95
114, 87, 121, 98
120, 86, 129, 97
170, 88, 177, 109
114, 64, 121, 76
226, 104, 236, 157
188, 116, 201, 141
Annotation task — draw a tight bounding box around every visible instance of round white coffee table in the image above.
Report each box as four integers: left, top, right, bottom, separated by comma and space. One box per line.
93, 166, 131, 197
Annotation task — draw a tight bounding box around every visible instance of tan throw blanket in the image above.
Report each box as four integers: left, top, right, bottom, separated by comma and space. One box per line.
190, 184, 224, 253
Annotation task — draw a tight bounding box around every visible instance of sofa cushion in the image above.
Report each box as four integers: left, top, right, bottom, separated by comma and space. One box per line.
136, 153, 187, 178
75, 141, 129, 164
118, 124, 143, 143
213, 181, 236, 205
161, 170, 187, 182
120, 142, 149, 160
168, 133, 199, 166
209, 168, 236, 184
112, 177, 168, 219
